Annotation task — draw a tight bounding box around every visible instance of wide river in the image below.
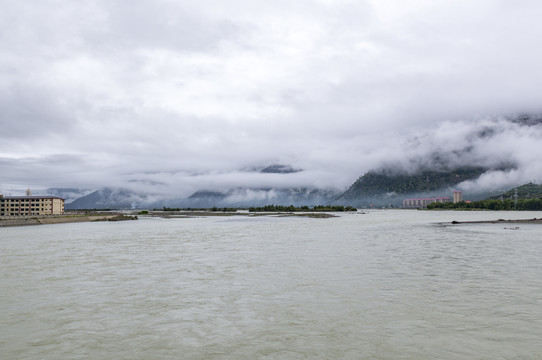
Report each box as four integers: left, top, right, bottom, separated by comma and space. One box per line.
2, 210, 542, 359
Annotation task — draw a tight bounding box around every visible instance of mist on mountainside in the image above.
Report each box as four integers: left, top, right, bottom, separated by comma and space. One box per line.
34, 114, 542, 209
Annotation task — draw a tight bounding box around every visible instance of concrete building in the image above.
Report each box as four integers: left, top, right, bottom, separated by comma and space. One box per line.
453, 191, 463, 203
0, 195, 65, 216
403, 197, 450, 208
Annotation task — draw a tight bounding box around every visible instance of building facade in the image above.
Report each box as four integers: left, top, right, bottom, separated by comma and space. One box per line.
453, 191, 463, 203
403, 197, 450, 208
0, 195, 65, 216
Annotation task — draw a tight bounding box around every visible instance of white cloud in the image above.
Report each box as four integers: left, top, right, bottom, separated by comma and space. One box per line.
2, 0, 542, 197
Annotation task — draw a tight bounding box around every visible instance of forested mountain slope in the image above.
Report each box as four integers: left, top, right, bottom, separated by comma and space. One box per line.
339, 166, 487, 202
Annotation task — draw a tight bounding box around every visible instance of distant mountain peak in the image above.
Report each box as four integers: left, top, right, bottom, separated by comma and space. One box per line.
66, 187, 151, 209
508, 113, 542, 127
188, 190, 227, 199
260, 164, 302, 174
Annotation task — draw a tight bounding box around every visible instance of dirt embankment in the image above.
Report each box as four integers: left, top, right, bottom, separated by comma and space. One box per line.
0, 214, 137, 227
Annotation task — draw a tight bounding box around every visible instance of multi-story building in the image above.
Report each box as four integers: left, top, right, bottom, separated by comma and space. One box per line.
0, 195, 65, 216
402, 197, 450, 208
453, 191, 463, 203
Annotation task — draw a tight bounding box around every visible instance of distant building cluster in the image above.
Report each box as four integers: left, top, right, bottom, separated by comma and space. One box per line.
402, 197, 450, 208
0, 192, 65, 216
403, 191, 463, 208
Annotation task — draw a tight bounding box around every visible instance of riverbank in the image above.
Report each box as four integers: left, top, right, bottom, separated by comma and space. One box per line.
448, 217, 542, 225
0, 211, 339, 228
0, 214, 137, 227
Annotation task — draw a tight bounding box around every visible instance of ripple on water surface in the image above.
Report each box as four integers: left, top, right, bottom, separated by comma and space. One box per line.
2, 211, 542, 359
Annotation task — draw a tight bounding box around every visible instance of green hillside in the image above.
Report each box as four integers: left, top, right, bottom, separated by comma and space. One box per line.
428, 182, 542, 210
339, 166, 486, 200
489, 182, 542, 200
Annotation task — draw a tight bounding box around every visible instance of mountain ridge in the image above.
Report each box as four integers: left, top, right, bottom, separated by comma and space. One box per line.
337, 166, 500, 206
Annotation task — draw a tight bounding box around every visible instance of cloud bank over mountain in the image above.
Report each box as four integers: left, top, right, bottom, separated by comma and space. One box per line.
2, 1, 542, 197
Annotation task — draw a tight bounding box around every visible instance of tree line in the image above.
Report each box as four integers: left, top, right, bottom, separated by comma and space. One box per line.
427, 198, 542, 211
160, 207, 238, 212
248, 205, 357, 212
159, 205, 358, 212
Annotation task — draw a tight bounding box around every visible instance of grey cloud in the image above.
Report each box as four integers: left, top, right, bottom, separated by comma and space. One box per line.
0, 1, 247, 56
2, 1, 542, 198
86, 1, 248, 54
0, 86, 73, 141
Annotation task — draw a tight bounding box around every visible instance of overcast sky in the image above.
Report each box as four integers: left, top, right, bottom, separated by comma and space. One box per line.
2, 0, 542, 197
